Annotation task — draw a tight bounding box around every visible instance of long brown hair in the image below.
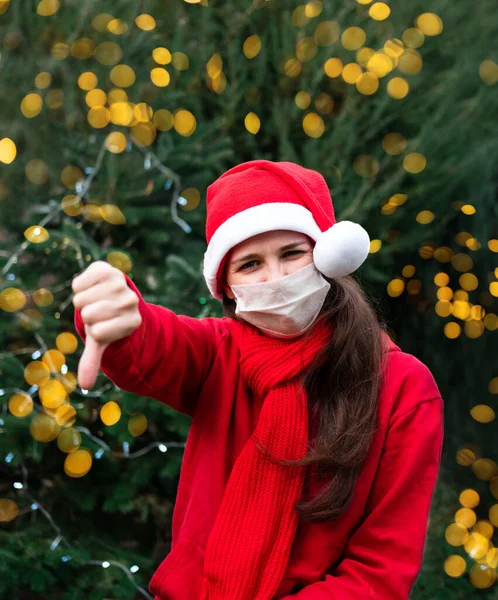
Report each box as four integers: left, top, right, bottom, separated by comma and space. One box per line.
222, 272, 391, 524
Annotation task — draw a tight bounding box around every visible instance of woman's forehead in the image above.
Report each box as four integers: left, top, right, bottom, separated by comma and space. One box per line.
232, 230, 311, 253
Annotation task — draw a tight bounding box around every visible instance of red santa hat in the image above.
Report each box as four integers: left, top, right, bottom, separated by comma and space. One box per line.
203, 159, 371, 300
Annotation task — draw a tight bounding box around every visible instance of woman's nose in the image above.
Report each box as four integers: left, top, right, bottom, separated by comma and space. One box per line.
262, 263, 287, 283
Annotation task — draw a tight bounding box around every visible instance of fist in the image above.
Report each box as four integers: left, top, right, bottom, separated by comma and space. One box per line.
71, 261, 142, 390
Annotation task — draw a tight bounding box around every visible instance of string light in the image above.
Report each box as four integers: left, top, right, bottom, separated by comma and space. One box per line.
6, 460, 154, 600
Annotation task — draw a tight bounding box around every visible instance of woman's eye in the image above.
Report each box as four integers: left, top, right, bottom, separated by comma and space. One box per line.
239, 251, 303, 271
240, 260, 258, 271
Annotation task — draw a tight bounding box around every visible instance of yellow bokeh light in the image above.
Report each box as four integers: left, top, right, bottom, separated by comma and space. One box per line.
324, 58, 343, 78
0, 138, 17, 164
131, 122, 157, 146
61, 165, 84, 189
416, 210, 435, 224
172, 52, 190, 70
92, 13, 114, 32
292, 6, 310, 27
34, 72, 52, 89
21, 93, 43, 118
30, 413, 60, 442
37, 0, 60, 17
25, 159, 49, 184
445, 522, 468, 546
245, 112, 261, 134
398, 50, 423, 75
56, 332, 78, 354
0, 499, 19, 523
88, 106, 111, 129
85, 89, 106, 107
303, 112, 325, 138
57, 428, 81, 453
78, 72, 98, 91
39, 379, 67, 409
369, 239, 382, 253
153, 47, 172, 65
179, 188, 201, 212
42, 349, 65, 373
356, 72, 379, 95
94, 41, 123, 66
174, 109, 197, 136
153, 109, 174, 131
110, 64, 136, 88
341, 27, 366, 51
55, 403, 77, 427
460, 489, 480, 508
150, 68, 171, 87
469, 563, 496, 589
61, 194, 83, 217
353, 155, 379, 178
108, 89, 128, 104
455, 507, 477, 529
402, 28, 425, 49
415, 13, 443, 36
243, 35, 262, 59
296, 37, 317, 62
314, 21, 340, 46
295, 91, 311, 110
110, 102, 134, 126
387, 279, 405, 297
342, 63, 363, 84
51, 42, 69, 60
479, 60, 498, 86
101, 204, 126, 225
369, 2, 390, 21
64, 448, 92, 478
284, 57, 302, 78
473, 459, 498, 481
100, 400, 121, 426
367, 52, 394, 78
387, 77, 409, 99
8, 393, 33, 418
444, 555, 466, 578
135, 14, 156, 31
107, 251, 132, 273
70, 38, 95, 59
105, 132, 128, 154
107, 18, 128, 35
465, 532, 489, 559
0, 287, 26, 312
128, 413, 148, 437
382, 133, 407, 155
403, 152, 426, 174
24, 225, 49, 244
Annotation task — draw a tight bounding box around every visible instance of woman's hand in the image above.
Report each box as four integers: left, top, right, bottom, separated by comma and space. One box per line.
71, 261, 142, 390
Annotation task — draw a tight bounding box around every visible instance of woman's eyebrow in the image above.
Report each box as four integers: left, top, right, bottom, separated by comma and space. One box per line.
230, 241, 308, 266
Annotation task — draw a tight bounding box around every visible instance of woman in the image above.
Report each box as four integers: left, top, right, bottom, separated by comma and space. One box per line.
73, 160, 444, 600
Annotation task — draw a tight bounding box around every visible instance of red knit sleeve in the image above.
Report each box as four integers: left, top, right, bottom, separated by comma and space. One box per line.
74, 273, 224, 418
279, 396, 444, 600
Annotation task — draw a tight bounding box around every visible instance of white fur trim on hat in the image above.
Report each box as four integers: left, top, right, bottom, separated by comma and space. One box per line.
203, 203, 322, 300
313, 221, 371, 279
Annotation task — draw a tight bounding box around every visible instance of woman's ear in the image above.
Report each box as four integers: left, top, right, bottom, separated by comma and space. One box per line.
224, 281, 235, 300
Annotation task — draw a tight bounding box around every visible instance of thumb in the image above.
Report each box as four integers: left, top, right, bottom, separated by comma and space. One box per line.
78, 330, 108, 390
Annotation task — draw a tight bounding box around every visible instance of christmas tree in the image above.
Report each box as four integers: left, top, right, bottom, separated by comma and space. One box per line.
1, 0, 497, 597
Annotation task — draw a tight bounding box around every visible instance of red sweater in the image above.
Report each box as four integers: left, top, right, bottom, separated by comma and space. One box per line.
74, 274, 444, 600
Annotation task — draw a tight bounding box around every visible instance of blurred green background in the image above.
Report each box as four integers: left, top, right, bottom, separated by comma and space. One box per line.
1, 0, 497, 598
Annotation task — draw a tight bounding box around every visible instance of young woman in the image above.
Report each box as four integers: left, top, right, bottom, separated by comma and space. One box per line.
72, 160, 444, 600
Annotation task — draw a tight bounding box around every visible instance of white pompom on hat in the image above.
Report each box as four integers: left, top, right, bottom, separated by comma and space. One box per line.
203, 160, 371, 300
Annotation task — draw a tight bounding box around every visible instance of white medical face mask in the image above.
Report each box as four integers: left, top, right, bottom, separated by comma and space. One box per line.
230, 262, 331, 339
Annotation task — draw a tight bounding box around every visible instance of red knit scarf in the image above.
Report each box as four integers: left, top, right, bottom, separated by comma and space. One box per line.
200, 317, 333, 600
